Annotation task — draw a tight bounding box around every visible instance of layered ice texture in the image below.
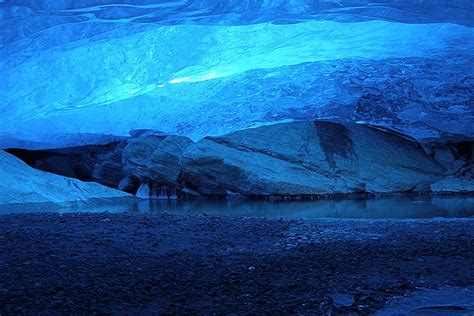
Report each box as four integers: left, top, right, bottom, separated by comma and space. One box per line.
1, 0, 473, 147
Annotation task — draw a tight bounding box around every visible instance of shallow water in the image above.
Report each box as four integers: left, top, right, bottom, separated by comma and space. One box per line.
1, 195, 474, 219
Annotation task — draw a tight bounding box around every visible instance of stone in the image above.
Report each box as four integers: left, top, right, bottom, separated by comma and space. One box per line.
5, 120, 472, 200
122, 135, 165, 179
332, 292, 355, 308
178, 120, 448, 199
121, 134, 193, 198
149, 135, 194, 184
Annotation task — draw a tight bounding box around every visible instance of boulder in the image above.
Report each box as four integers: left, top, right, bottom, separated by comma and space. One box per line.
121, 134, 193, 198
149, 135, 194, 184
178, 120, 449, 199
0, 150, 130, 205
6, 121, 471, 201
6, 133, 194, 199
122, 135, 165, 179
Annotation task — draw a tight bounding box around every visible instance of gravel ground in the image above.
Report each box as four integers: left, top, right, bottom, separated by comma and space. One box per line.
1, 212, 474, 314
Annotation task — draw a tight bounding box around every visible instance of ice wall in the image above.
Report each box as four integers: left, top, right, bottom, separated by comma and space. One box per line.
1, 1, 473, 147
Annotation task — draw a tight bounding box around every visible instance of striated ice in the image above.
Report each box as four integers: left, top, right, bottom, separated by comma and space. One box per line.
1, 1, 473, 147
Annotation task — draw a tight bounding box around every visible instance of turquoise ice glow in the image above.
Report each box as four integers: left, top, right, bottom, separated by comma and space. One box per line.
1, 1, 473, 146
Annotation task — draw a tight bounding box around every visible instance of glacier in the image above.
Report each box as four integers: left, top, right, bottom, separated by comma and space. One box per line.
1, 0, 473, 147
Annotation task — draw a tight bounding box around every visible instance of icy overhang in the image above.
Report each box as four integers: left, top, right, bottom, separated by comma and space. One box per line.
1, 1, 473, 148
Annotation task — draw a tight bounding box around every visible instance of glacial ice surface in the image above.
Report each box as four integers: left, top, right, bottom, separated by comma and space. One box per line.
1, 1, 473, 147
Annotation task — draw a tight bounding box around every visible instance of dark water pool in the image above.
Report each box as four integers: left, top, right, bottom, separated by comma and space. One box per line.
1, 196, 474, 219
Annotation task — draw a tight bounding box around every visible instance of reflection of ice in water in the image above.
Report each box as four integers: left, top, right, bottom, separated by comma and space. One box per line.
410, 201, 426, 204
2, 196, 474, 219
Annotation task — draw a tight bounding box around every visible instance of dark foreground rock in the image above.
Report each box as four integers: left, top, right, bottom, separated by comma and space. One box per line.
0, 212, 474, 314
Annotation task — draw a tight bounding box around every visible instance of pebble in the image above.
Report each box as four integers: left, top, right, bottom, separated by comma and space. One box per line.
332, 292, 355, 308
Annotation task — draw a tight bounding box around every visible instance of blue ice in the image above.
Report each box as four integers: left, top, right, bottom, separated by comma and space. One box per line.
1, 1, 473, 147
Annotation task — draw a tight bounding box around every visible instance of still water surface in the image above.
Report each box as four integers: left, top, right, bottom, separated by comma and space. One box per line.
1, 196, 474, 219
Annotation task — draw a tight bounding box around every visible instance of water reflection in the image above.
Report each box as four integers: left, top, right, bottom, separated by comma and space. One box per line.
1, 196, 474, 219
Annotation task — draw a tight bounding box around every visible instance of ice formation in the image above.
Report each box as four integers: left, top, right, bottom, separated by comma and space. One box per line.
1, 1, 473, 147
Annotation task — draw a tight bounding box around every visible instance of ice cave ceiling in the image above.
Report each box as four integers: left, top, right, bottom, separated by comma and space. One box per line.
1, 0, 473, 147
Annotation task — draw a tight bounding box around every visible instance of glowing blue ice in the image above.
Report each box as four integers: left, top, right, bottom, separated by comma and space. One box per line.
1, 1, 473, 147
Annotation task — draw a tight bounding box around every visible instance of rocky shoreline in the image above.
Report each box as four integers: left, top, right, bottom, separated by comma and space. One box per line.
1, 212, 474, 314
